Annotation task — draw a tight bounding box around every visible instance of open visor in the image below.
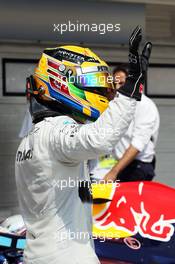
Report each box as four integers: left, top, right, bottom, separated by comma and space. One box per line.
69, 72, 115, 99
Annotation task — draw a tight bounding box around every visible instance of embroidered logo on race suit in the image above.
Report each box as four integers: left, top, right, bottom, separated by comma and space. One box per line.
16, 149, 33, 162
60, 123, 80, 137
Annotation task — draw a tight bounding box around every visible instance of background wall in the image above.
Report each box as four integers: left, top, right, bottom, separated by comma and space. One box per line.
0, 0, 175, 219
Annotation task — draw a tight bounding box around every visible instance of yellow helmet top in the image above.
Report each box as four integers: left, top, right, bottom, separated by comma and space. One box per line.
32, 45, 114, 121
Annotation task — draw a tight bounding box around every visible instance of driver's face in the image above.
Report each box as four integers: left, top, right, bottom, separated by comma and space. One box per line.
114, 71, 127, 89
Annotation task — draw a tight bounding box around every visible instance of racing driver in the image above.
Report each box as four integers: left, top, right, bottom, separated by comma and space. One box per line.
15, 27, 152, 264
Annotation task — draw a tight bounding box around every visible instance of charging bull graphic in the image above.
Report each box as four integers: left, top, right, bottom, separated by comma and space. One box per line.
1, 182, 175, 263
92, 181, 175, 242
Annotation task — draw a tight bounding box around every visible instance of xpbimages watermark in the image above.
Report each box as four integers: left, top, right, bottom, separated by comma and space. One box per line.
53, 21, 121, 35
55, 229, 120, 243
48, 178, 120, 191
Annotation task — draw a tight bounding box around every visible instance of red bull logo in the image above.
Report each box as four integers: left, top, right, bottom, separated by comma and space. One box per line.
92, 181, 175, 242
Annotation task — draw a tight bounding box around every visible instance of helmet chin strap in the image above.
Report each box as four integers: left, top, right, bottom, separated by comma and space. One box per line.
29, 97, 61, 124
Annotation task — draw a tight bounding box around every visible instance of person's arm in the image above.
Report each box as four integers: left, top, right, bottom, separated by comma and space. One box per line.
49, 94, 136, 163
103, 145, 139, 182
50, 27, 152, 163
103, 97, 158, 183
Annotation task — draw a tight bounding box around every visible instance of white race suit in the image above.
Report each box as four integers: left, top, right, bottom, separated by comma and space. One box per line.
15, 94, 136, 264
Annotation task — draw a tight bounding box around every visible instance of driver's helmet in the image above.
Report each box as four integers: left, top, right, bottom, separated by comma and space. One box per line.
27, 45, 115, 122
